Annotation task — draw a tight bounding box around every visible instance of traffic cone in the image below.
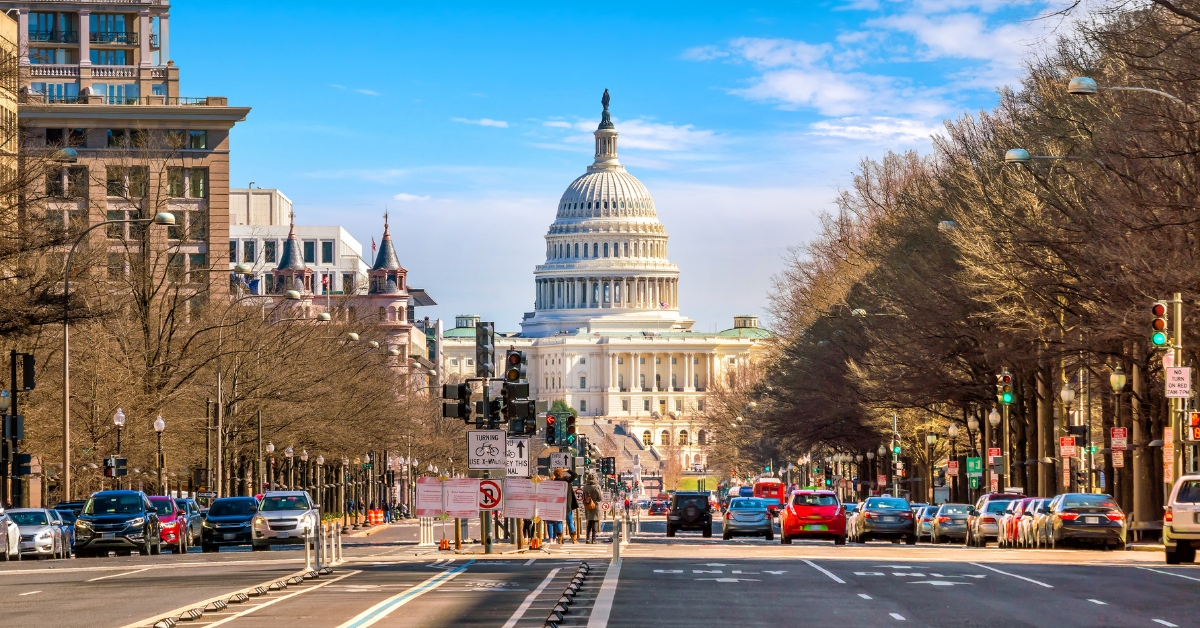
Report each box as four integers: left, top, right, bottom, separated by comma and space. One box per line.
438, 537, 450, 551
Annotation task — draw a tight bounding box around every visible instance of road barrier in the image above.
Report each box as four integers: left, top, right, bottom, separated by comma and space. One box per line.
419, 517, 436, 546
544, 561, 589, 628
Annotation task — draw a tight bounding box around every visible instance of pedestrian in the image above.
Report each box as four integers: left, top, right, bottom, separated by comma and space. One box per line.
561, 469, 580, 543
382, 500, 392, 523
582, 473, 602, 543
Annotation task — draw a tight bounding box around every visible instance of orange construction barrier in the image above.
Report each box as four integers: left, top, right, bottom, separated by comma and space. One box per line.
530, 536, 542, 549
438, 537, 450, 550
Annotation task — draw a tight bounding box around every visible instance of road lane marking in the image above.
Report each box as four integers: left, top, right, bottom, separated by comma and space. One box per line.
1153, 620, 1178, 627
523, 558, 536, 566
18, 590, 40, 595
1088, 599, 1106, 605
890, 613, 906, 620
586, 558, 621, 628
500, 568, 560, 628
968, 563, 1052, 588
859, 593, 872, 600
205, 570, 360, 627
804, 560, 845, 584
86, 567, 151, 582
335, 561, 473, 628
1138, 566, 1200, 583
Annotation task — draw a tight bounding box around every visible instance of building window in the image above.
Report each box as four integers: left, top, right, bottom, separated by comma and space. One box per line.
342, 273, 355, 293
642, 430, 652, 446
640, 357, 645, 364
243, 240, 256, 264
671, 374, 677, 389
617, 357, 624, 365
167, 253, 185, 283
264, 240, 277, 264
644, 399, 650, 411
90, 49, 127, 65
617, 374, 624, 389
189, 131, 207, 150
580, 399, 587, 412
603, 243, 609, 257
303, 241, 316, 264
168, 130, 187, 149
107, 253, 124, 281
675, 399, 682, 412
655, 374, 661, 389
321, 240, 334, 264
467, 359, 474, 366
639, 374, 645, 389
579, 358, 586, 365
698, 430, 707, 445
579, 376, 586, 389
188, 253, 208, 284
574, 243, 579, 257
189, 168, 207, 198
697, 398, 705, 411
622, 399, 629, 411
679, 430, 689, 446
593, 243, 598, 257
671, 357, 677, 364
167, 167, 184, 197
661, 430, 670, 446
451, 358, 458, 366
729, 358, 736, 364
229, 241, 237, 263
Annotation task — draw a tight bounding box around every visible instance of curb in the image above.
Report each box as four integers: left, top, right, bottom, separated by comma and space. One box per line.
348, 524, 391, 539
1125, 544, 1163, 552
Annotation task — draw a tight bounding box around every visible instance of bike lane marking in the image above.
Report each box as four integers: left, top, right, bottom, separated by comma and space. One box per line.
500, 567, 560, 628
585, 558, 621, 628
334, 560, 473, 628
1137, 566, 1200, 583
205, 570, 360, 627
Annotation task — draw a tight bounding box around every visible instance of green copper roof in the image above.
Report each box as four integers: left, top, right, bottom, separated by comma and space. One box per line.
444, 326, 477, 338
716, 326, 773, 338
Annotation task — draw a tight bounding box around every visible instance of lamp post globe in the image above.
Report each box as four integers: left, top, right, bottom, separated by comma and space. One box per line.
877, 445, 886, 458
988, 408, 1001, 428
856, 454, 864, 463
866, 450, 874, 460
967, 416, 979, 432
927, 432, 938, 446
1068, 76, 1099, 95
301, 449, 309, 462
317, 455, 324, 465
1110, 366, 1127, 393
266, 442, 274, 454
1060, 386, 1075, 406
153, 416, 165, 433
948, 423, 959, 439
113, 408, 125, 427
1005, 148, 1032, 165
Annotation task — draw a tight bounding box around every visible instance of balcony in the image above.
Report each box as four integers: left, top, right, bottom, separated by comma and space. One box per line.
92, 65, 136, 78
90, 31, 138, 45
29, 30, 79, 44
29, 64, 80, 78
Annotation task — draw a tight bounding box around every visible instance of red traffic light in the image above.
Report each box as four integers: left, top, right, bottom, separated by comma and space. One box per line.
1152, 302, 1167, 317
507, 352, 522, 366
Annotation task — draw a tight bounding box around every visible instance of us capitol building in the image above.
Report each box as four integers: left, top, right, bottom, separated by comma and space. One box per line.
441, 92, 769, 479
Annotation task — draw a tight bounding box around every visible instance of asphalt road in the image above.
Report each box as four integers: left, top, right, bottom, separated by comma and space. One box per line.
3, 517, 1197, 627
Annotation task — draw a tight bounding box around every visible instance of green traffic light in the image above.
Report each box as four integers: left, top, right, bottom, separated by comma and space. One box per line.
566, 434, 576, 444
1001, 392, 1014, 404
1152, 331, 1168, 346
892, 446, 900, 455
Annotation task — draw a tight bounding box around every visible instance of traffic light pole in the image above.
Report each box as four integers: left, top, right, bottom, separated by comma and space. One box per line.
1003, 404, 1011, 490
1172, 292, 1184, 499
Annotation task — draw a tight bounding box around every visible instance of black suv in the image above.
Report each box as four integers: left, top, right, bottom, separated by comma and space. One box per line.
75, 490, 162, 557
667, 492, 713, 537
201, 497, 259, 552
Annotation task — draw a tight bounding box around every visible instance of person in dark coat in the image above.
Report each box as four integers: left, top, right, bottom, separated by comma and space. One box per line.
581, 473, 603, 543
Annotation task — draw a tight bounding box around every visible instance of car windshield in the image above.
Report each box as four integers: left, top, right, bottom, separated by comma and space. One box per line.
208, 500, 257, 517
792, 494, 838, 506
260, 495, 310, 511
10, 511, 48, 526
56, 510, 78, 524
1062, 494, 1117, 508
939, 505, 970, 515
84, 494, 143, 515
985, 501, 1010, 513
730, 498, 767, 510
865, 498, 908, 510
150, 501, 175, 516
675, 496, 707, 508
1176, 481, 1200, 503
174, 499, 190, 511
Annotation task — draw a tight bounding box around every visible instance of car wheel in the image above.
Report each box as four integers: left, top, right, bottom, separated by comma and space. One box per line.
666, 525, 675, 538
252, 543, 268, 551
139, 537, 151, 556
1167, 547, 1183, 565
202, 544, 216, 553
834, 535, 845, 546
702, 526, 713, 538
765, 530, 774, 541
723, 531, 732, 541
906, 535, 917, 545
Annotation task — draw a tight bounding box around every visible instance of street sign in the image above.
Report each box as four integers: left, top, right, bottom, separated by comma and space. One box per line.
537, 480, 568, 521
990, 475, 999, 492
445, 478, 480, 518
549, 452, 572, 470
467, 430, 506, 470
946, 460, 959, 477
1113, 450, 1124, 468
1165, 463, 1174, 484
1060, 436, 1076, 458
478, 478, 503, 511
503, 478, 536, 519
506, 437, 530, 477
1166, 367, 1192, 398
416, 476, 444, 517
965, 457, 982, 477
1111, 427, 1128, 451
987, 448, 1001, 463
601, 501, 611, 512
968, 476, 980, 489
1164, 445, 1175, 464
197, 491, 217, 499
574, 487, 584, 502
1062, 466, 1071, 487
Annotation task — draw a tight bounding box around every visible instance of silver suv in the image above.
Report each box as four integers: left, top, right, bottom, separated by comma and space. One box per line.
1165, 475, 1200, 564
251, 491, 318, 551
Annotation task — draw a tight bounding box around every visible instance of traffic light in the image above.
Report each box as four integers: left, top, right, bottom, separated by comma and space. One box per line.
545, 415, 557, 444
1188, 412, 1200, 442
996, 369, 1014, 405
475, 322, 495, 377
20, 353, 34, 391
441, 383, 471, 421
565, 414, 577, 445
504, 349, 527, 382
891, 434, 901, 456
1152, 301, 1169, 347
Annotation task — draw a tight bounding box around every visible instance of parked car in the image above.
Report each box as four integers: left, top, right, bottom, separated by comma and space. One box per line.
915, 506, 937, 542
666, 491, 713, 538
1046, 493, 1126, 549
9, 508, 67, 559
966, 492, 1023, 547
74, 490, 162, 557
780, 490, 845, 545
930, 503, 971, 544
846, 502, 864, 542
999, 498, 1038, 548
50, 509, 73, 555
252, 491, 320, 550
201, 497, 259, 552
0, 507, 16, 561
149, 496, 188, 553
722, 497, 774, 540
853, 496, 915, 544
54, 501, 87, 518
1016, 498, 1049, 548
175, 497, 203, 547
1165, 475, 1200, 564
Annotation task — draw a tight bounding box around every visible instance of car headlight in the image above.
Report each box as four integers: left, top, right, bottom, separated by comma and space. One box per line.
254, 516, 266, 526
37, 530, 52, 539
76, 519, 92, 530
202, 519, 213, 529
126, 517, 145, 528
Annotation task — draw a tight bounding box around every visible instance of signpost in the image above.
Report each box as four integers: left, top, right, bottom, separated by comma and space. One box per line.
1166, 367, 1192, 398
965, 457, 982, 477
478, 478, 503, 511
987, 448, 1001, 464
1113, 450, 1124, 468
506, 437, 529, 477
946, 460, 959, 477
549, 452, 571, 470
1060, 436, 1076, 458
467, 430, 506, 470
1110, 427, 1128, 451
444, 478, 480, 518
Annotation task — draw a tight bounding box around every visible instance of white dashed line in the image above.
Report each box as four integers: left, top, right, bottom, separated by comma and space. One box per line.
968, 563, 1053, 588
523, 558, 536, 566
1088, 599, 1106, 605
1138, 566, 1200, 583
890, 612, 906, 621
87, 567, 151, 582
18, 590, 40, 596
1153, 620, 1178, 627
859, 593, 872, 600
804, 559, 845, 584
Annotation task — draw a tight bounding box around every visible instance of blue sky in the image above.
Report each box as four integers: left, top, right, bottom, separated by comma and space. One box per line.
174, 0, 1064, 332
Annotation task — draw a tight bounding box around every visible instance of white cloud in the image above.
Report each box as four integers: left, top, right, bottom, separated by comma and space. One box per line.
681, 45, 729, 61
542, 120, 572, 128
809, 116, 944, 142
394, 193, 431, 202
730, 37, 831, 68
608, 119, 716, 152
452, 117, 510, 128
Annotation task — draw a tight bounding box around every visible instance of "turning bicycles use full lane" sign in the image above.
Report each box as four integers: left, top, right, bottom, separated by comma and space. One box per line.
467, 429, 507, 470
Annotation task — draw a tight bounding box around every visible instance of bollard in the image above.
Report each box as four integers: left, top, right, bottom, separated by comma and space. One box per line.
613, 515, 621, 561
305, 525, 313, 572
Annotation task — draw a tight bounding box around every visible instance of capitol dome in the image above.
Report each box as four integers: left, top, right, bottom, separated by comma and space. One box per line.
521, 90, 692, 338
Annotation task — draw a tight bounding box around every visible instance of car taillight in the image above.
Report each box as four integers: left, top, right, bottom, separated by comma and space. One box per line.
1058, 512, 1079, 521
864, 512, 876, 519
938, 516, 949, 523
725, 511, 731, 520
982, 517, 995, 524
900, 512, 913, 520
1106, 512, 1125, 521
1165, 508, 1174, 523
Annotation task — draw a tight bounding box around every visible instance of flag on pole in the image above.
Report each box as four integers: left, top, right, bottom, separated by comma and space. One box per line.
371, 237, 377, 256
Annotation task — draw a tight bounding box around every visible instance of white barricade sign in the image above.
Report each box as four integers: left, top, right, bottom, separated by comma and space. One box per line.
504, 478, 537, 519
444, 478, 481, 519
537, 480, 568, 522
415, 476, 444, 517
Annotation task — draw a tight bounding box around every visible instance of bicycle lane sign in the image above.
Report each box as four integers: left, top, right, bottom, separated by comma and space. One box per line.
468, 429, 507, 470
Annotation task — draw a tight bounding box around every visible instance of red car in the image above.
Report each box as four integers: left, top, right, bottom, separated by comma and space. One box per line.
779, 490, 847, 545
148, 496, 188, 554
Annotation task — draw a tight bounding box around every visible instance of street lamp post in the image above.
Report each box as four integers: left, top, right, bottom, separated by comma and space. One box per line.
62, 211, 175, 501
113, 408, 125, 489
341, 457, 350, 533
316, 455, 324, 510
265, 442, 275, 490
285, 446, 294, 490
300, 449, 309, 494
1061, 385, 1076, 491
988, 408, 1001, 490
948, 423, 960, 502
154, 415, 166, 495
926, 431, 938, 503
